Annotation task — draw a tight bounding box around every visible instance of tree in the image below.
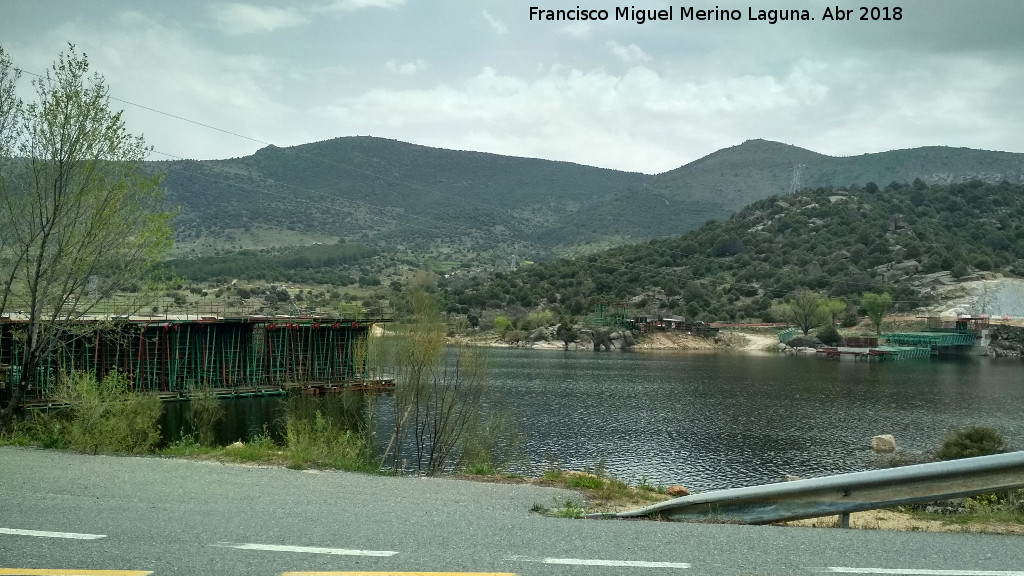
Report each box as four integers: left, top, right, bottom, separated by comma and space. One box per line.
861, 292, 892, 336
555, 322, 578, 350
492, 315, 512, 336
776, 289, 827, 336
822, 298, 847, 325
0, 46, 174, 432
382, 287, 489, 475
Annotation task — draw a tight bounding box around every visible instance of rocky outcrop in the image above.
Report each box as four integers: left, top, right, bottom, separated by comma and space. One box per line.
874, 260, 921, 283
988, 325, 1024, 358
583, 328, 636, 351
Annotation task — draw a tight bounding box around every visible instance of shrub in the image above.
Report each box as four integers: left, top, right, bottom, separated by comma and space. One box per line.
493, 315, 512, 335
936, 426, 1006, 460
816, 324, 842, 346
52, 371, 162, 454
187, 389, 224, 447
840, 309, 860, 328
283, 394, 375, 472
458, 409, 525, 475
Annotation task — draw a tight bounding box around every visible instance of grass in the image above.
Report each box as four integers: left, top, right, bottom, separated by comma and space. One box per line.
552, 499, 586, 519
902, 491, 1024, 528
533, 466, 671, 515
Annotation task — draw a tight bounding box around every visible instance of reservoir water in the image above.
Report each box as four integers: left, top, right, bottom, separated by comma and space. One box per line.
170, 348, 1024, 491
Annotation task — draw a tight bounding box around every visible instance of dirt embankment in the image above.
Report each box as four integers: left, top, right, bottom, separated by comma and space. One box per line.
635, 330, 778, 352
780, 509, 1024, 535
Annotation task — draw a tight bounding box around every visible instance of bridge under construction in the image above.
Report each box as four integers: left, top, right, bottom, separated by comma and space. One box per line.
0, 314, 391, 406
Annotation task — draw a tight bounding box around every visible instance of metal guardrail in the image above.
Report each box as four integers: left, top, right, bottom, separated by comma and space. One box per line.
597, 451, 1024, 526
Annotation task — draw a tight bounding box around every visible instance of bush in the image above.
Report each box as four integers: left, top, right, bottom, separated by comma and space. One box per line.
493, 315, 512, 336
816, 324, 842, 346
51, 372, 162, 454
840, 309, 860, 328
283, 394, 375, 471
458, 409, 525, 475
187, 389, 224, 447
937, 426, 1006, 460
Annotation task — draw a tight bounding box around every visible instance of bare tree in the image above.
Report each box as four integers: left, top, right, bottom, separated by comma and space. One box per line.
0, 45, 174, 431
381, 286, 489, 475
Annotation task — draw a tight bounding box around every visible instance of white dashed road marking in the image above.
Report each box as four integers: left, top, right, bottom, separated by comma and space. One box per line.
0, 527, 106, 540
517, 556, 690, 568
214, 542, 398, 557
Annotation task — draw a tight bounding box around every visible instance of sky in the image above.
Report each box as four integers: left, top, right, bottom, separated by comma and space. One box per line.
1, 0, 1022, 174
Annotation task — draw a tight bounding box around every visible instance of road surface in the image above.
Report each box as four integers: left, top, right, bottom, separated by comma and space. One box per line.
1, 446, 1022, 575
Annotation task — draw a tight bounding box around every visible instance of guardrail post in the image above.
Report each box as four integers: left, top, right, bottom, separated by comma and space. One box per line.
839, 513, 850, 528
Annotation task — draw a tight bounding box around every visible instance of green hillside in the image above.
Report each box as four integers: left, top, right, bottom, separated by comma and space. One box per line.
156, 137, 1024, 267
441, 179, 1024, 322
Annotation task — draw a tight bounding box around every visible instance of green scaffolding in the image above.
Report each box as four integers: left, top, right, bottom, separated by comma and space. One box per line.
0, 318, 378, 401
882, 331, 977, 349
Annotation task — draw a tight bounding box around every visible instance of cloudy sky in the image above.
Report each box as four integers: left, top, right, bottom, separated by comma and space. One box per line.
1, 1, 1022, 173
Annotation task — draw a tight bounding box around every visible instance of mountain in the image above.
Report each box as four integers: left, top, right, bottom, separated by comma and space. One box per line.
155, 137, 1024, 264
442, 179, 1024, 321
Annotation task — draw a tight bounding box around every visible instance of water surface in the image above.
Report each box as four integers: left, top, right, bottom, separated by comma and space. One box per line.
172, 349, 1024, 491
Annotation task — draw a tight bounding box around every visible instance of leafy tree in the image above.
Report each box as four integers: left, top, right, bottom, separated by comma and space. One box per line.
521, 309, 554, 331
0, 46, 174, 432
861, 292, 892, 336
493, 315, 512, 336
777, 289, 827, 336
822, 298, 847, 324
555, 322, 578, 350
951, 260, 969, 279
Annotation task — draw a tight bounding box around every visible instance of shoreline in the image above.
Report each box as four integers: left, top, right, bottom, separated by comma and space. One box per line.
449, 329, 780, 353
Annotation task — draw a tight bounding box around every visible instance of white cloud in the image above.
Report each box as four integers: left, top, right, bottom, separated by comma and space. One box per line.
482, 10, 508, 35
208, 3, 308, 35
558, 22, 592, 39
606, 41, 652, 64
325, 0, 405, 11
30, 12, 295, 159
312, 63, 836, 172
386, 59, 427, 75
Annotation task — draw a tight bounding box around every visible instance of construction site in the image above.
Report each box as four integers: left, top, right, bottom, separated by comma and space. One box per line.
0, 312, 392, 407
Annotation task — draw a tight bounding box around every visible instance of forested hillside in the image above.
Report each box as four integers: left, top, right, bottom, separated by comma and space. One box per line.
155, 137, 1024, 266
441, 180, 1024, 322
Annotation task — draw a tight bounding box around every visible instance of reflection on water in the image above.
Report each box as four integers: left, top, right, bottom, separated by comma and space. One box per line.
163, 395, 285, 445
168, 349, 1024, 491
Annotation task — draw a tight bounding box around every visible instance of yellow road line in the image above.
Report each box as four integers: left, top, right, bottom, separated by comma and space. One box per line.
0, 565, 152, 569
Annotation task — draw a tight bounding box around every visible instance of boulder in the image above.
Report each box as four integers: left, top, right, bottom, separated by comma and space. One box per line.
621, 331, 635, 348
666, 485, 690, 497
871, 434, 897, 453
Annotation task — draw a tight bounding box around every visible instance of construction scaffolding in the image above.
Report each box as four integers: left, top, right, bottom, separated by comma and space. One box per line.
0, 315, 390, 402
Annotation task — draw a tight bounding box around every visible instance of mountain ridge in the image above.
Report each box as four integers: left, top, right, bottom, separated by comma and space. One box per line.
155, 136, 1024, 264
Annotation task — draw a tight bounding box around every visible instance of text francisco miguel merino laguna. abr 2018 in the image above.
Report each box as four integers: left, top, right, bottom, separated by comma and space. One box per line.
528, 6, 903, 25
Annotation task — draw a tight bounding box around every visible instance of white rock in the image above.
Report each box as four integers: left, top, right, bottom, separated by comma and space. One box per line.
871, 434, 897, 453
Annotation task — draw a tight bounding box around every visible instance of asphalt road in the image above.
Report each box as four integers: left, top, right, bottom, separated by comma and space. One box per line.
2, 446, 1023, 576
